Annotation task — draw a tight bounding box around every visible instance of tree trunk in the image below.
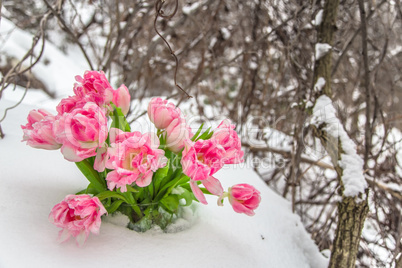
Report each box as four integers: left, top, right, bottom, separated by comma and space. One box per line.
312, 0, 340, 97
328, 197, 369, 268
311, 1, 370, 267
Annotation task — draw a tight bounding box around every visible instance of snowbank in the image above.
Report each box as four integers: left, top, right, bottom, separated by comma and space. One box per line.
0, 99, 328, 268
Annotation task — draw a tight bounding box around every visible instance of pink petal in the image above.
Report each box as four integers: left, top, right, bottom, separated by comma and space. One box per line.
231, 199, 255, 216
58, 229, 71, 243
202, 176, 223, 196
75, 231, 88, 247
94, 146, 108, 172
136, 172, 153, 187
190, 180, 207, 205
61, 143, 83, 162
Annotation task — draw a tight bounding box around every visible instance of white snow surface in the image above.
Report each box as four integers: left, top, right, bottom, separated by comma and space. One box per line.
312, 10, 324, 26
306, 100, 314, 108
249, 61, 258, 70
220, 27, 231, 40
315, 43, 332, 60
182, 2, 201, 15
0, 98, 328, 268
311, 95, 368, 197
314, 77, 326, 92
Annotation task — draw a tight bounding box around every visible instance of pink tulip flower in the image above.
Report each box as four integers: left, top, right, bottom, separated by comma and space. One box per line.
147, 98, 181, 129
181, 139, 225, 181
165, 117, 193, 153
54, 102, 108, 162
105, 129, 167, 191
181, 140, 226, 204
93, 127, 138, 173
113, 84, 131, 115
49, 194, 107, 246
212, 119, 244, 164
229, 184, 261, 216
56, 95, 85, 115
74, 70, 114, 107
22, 109, 52, 129
21, 109, 61, 150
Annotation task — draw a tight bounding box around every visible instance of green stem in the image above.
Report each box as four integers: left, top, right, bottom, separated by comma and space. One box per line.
120, 191, 143, 219
75, 159, 106, 193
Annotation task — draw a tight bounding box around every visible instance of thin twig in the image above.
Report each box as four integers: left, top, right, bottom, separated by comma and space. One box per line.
43, 0, 94, 70
128, 111, 147, 124
243, 142, 335, 170
154, 0, 192, 99
0, 13, 49, 98
332, 0, 387, 76
358, 0, 372, 169
0, 10, 50, 140
0, 85, 28, 123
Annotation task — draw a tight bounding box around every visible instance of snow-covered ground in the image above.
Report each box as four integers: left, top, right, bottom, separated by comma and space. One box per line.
0, 97, 328, 268
0, 16, 328, 268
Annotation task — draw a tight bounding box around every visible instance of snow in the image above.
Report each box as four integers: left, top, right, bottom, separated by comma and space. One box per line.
302, 24, 314, 30
182, 2, 201, 15
249, 61, 258, 70
209, 37, 217, 48
0, 97, 328, 267
311, 95, 368, 197
315, 43, 332, 60
0, 18, 87, 98
220, 27, 231, 40
314, 77, 326, 92
306, 101, 314, 108
312, 10, 323, 26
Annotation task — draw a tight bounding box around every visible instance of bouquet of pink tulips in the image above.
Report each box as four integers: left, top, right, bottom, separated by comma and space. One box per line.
22, 70, 261, 246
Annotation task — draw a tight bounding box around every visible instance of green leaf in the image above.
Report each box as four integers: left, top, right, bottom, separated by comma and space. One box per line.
126, 185, 139, 193
199, 187, 212, 195
176, 187, 194, 206
75, 184, 99, 195
159, 132, 166, 147
119, 190, 143, 219
106, 200, 125, 214
119, 190, 135, 204
191, 123, 204, 141
160, 195, 180, 213
157, 160, 178, 191
110, 103, 131, 132
87, 156, 95, 167
96, 191, 128, 202
75, 160, 106, 193
155, 174, 190, 201
179, 183, 212, 201
153, 160, 170, 193
196, 127, 214, 141
75, 189, 87, 195
203, 130, 214, 140
179, 183, 191, 192
148, 182, 154, 199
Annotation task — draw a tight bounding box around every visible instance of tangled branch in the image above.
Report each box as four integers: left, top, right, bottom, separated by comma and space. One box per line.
154, 0, 192, 99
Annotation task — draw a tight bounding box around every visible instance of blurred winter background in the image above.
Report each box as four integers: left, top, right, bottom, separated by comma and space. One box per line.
0, 1, 401, 267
